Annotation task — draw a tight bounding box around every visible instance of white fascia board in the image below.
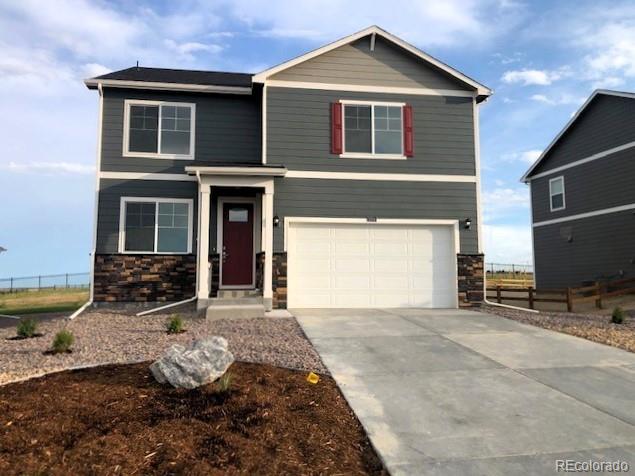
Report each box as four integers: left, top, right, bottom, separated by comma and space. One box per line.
100, 171, 197, 181
184, 166, 287, 177
252, 25, 491, 96
84, 79, 252, 95
285, 170, 476, 182
520, 89, 635, 183
533, 202, 635, 227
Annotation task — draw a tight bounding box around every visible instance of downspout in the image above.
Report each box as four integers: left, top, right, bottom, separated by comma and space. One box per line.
135, 170, 202, 317
472, 96, 538, 313
70, 82, 104, 320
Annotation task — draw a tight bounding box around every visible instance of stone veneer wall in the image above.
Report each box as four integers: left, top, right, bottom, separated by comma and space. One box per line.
93, 254, 196, 302
457, 253, 484, 307
210, 254, 220, 298
272, 252, 287, 309
255, 252, 264, 291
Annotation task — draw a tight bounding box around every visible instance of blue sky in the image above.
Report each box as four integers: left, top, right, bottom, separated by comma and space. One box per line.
1, 0, 635, 277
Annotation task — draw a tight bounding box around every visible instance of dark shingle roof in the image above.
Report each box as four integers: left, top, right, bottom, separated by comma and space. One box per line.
88, 66, 253, 88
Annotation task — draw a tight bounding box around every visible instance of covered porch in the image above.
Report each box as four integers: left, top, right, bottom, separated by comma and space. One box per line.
185, 165, 287, 311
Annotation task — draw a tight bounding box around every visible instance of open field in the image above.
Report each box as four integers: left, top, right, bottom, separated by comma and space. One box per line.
0, 289, 88, 316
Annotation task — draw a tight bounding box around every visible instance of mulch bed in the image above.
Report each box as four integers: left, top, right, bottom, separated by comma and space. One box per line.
0, 362, 386, 476
481, 305, 635, 353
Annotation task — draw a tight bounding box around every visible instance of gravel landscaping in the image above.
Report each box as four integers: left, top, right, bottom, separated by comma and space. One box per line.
481, 305, 635, 353
0, 309, 327, 386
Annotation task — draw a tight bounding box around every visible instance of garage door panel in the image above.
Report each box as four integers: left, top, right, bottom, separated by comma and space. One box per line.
288, 222, 457, 309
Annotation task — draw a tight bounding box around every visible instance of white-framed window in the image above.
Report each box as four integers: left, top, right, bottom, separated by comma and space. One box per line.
118, 197, 193, 254
341, 100, 405, 159
549, 176, 566, 212
123, 100, 195, 159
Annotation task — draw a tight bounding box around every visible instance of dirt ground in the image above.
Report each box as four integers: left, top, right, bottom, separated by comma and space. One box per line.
0, 362, 386, 476
482, 305, 635, 353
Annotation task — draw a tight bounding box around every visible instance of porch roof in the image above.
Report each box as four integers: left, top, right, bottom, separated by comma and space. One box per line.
184, 163, 287, 177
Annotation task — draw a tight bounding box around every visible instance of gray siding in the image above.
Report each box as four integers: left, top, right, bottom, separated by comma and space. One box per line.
267, 87, 475, 175
532, 94, 635, 176
101, 88, 261, 174
272, 178, 478, 253
531, 147, 635, 223
96, 179, 198, 253
534, 210, 635, 288
272, 36, 470, 91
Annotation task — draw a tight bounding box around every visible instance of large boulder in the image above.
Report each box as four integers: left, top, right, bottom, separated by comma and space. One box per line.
150, 337, 234, 389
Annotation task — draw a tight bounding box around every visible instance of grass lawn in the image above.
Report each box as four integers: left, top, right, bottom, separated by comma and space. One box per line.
0, 288, 88, 315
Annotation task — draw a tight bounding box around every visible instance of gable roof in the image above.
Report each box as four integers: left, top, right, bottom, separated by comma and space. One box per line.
252, 25, 492, 99
521, 89, 635, 182
84, 67, 253, 94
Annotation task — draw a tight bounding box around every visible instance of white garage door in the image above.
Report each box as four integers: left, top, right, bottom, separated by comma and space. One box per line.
287, 221, 457, 308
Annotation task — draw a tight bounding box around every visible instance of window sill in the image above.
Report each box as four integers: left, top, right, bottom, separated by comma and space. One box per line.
117, 251, 192, 255
339, 153, 407, 160
550, 207, 566, 212
122, 152, 194, 161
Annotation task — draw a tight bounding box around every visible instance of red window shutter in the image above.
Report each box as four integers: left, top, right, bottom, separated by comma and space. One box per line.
403, 104, 414, 157
331, 102, 343, 154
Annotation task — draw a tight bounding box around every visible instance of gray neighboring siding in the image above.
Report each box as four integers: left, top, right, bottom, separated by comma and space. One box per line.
531, 147, 635, 223
272, 178, 478, 253
267, 87, 475, 175
533, 210, 635, 288
271, 36, 470, 91
531, 94, 635, 176
96, 179, 198, 253
101, 88, 261, 174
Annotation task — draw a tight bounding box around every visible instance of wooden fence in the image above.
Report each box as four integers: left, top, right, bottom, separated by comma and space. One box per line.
486, 277, 635, 312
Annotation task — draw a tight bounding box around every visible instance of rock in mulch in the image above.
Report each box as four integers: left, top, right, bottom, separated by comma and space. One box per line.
150, 337, 234, 389
480, 305, 635, 353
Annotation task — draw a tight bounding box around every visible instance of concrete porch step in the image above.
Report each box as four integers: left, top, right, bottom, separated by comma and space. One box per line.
206, 301, 265, 321
217, 289, 261, 299
208, 296, 264, 306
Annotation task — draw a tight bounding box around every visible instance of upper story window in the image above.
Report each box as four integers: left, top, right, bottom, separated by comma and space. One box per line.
119, 197, 193, 254
549, 176, 566, 212
331, 100, 413, 159
123, 100, 195, 160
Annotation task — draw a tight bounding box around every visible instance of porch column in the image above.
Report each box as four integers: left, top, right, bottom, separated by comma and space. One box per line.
263, 190, 274, 310
197, 184, 211, 300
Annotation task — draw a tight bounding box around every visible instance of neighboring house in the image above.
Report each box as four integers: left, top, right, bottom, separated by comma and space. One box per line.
522, 90, 635, 289
85, 25, 491, 313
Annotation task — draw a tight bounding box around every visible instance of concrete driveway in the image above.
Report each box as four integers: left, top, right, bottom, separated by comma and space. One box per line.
294, 308, 635, 475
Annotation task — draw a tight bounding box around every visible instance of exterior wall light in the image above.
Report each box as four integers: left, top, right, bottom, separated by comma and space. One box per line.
464, 218, 472, 230
273, 216, 280, 227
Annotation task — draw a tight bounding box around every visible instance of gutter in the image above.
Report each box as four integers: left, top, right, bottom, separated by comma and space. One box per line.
136, 296, 197, 317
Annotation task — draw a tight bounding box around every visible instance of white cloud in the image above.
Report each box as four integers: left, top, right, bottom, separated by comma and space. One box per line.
482, 186, 530, 222
1, 161, 95, 175
501, 68, 569, 86
530, 93, 586, 106
164, 40, 223, 59
82, 63, 111, 78
591, 76, 625, 89
483, 224, 532, 264
501, 149, 542, 164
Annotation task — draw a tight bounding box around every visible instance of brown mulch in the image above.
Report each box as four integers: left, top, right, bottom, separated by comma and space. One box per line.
0, 362, 386, 476
481, 305, 635, 353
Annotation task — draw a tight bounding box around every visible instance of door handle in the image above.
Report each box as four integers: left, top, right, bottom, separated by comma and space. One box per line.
222, 251, 229, 262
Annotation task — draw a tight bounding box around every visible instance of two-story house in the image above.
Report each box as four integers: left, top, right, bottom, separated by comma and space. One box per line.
85, 26, 491, 315
522, 90, 635, 288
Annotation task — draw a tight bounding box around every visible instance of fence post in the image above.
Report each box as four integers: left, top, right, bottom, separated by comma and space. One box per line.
38, 275, 41, 290
496, 285, 502, 304
65, 274, 69, 289
595, 282, 602, 309
10, 277, 13, 293
528, 286, 534, 310
566, 287, 573, 312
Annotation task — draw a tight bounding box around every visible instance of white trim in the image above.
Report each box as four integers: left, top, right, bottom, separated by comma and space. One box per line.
85, 79, 252, 95
528, 183, 537, 287
197, 184, 211, 299
100, 171, 197, 181
123, 99, 196, 160
262, 83, 268, 164
283, 216, 460, 251
284, 216, 460, 308
521, 89, 635, 182
339, 153, 407, 160
253, 25, 491, 96
473, 98, 484, 254
285, 170, 476, 182
548, 176, 566, 212
199, 175, 275, 193
266, 80, 476, 97
524, 140, 635, 181
533, 202, 635, 228
118, 197, 194, 254
184, 166, 287, 176
217, 197, 259, 289
339, 99, 406, 107
89, 83, 104, 302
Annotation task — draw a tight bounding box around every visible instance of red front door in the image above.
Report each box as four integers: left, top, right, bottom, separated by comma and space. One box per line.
221, 203, 254, 286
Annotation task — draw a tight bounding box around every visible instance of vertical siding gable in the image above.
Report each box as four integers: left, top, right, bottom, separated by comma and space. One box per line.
532, 95, 635, 176
271, 36, 472, 91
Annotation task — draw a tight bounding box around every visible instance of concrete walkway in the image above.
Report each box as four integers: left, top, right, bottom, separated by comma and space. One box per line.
294, 308, 635, 475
